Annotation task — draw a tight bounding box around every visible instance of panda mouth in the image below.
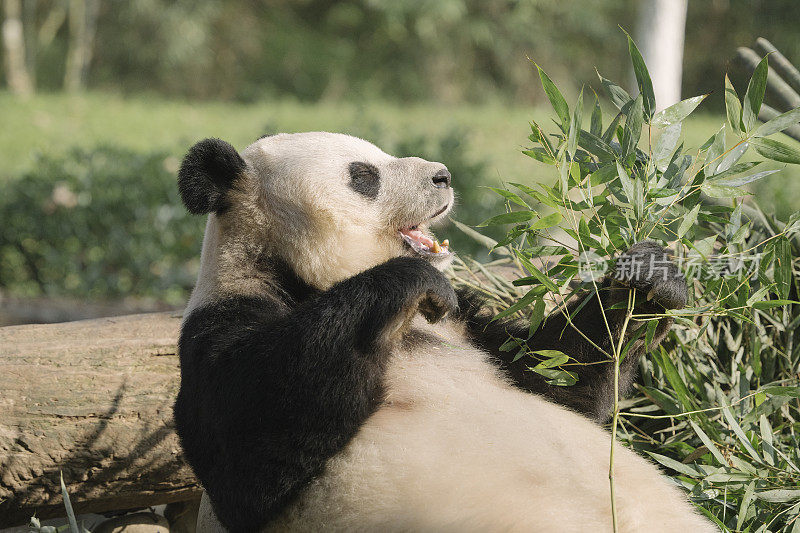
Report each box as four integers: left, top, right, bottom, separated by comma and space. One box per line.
398, 205, 452, 257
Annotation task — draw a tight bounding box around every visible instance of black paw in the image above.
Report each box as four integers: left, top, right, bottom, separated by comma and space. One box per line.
380, 257, 458, 323
418, 283, 459, 323
612, 242, 687, 309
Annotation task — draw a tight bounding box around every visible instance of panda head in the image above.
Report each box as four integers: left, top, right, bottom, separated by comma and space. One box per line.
178, 132, 455, 297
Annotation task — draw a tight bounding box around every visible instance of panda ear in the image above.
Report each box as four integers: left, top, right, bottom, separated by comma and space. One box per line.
178, 138, 246, 214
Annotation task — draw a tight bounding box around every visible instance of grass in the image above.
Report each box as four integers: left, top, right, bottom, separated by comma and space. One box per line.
1, 90, 798, 219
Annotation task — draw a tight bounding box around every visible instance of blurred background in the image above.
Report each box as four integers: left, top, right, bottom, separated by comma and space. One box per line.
1, 0, 799, 324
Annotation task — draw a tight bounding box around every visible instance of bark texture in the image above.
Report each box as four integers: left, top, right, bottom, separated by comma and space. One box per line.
0, 312, 201, 527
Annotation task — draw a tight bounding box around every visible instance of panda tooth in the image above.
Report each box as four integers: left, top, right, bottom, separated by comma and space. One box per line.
442, 239, 449, 248
431, 240, 442, 254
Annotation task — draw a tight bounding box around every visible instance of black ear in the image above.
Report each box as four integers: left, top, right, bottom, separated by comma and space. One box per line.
178, 138, 246, 214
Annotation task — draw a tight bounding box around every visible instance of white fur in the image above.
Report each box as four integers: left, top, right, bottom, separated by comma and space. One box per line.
186, 132, 452, 316
188, 133, 716, 532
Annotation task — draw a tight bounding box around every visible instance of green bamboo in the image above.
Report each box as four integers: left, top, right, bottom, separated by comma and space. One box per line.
736, 46, 800, 111
759, 103, 800, 143
755, 37, 800, 97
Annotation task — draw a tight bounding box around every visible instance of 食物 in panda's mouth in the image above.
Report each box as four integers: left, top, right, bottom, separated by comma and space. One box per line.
398, 203, 452, 258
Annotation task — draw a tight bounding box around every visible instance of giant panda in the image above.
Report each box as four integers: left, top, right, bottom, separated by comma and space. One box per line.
173, 132, 716, 532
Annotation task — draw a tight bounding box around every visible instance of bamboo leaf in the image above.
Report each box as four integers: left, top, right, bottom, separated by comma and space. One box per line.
602, 111, 623, 144
701, 183, 749, 198
714, 142, 749, 173
752, 137, 800, 164
529, 211, 563, 231
522, 148, 556, 164
532, 350, 569, 367
722, 405, 762, 463
626, 32, 655, 119
707, 160, 760, 181
754, 106, 800, 137
762, 386, 800, 397
529, 298, 546, 336
751, 300, 797, 309
590, 95, 602, 137
536, 63, 570, 131
478, 211, 536, 227
616, 161, 635, 204
518, 257, 560, 293
645, 319, 658, 348
755, 490, 800, 503
774, 237, 792, 299
530, 119, 555, 154
655, 347, 694, 410
494, 288, 540, 320
509, 182, 559, 209
598, 71, 633, 113
646, 452, 703, 477
528, 366, 578, 386
60, 472, 80, 533
759, 414, 776, 466
737, 482, 757, 532
487, 187, 529, 208
742, 55, 769, 133
622, 94, 644, 157
653, 123, 682, 168
578, 129, 616, 159
704, 125, 726, 177
652, 95, 707, 127
724, 74, 744, 132
567, 87, 584, 158
688, 420, 729, 466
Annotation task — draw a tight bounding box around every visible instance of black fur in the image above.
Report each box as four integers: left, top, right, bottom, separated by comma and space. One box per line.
175, 239, 685, 529
174, 256, 456, 532
178, 138, 246, 214
348, 161, 381, 199
456, 241, 687, 421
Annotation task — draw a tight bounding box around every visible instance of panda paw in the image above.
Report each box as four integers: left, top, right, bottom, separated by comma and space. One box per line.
417, 284, 459, 323
612, 242, 687, 310
381, 257, 458, 323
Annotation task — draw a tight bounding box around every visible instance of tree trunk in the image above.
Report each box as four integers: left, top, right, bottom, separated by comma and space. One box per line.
22, 0, 37, 88
64, 0, 98, 92
0, 312, 201, 527
2, 0, 34, 95
634, 0, 687, 111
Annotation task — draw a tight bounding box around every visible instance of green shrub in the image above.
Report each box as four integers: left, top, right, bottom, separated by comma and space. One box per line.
465, 35, 800, 531
0, 128, 497, 302
0, 146, 203, 304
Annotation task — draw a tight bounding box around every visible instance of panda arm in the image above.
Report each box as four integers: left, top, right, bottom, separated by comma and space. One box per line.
175, 256, 456, 532
457, 242, 686, 422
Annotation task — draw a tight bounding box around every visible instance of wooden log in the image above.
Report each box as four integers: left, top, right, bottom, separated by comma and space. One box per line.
0, 312, 201, 527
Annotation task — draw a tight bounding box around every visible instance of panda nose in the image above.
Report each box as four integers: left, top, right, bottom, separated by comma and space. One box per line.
432, 168, 451, 189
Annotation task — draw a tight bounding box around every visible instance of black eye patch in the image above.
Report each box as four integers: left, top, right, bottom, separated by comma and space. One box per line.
348, 161, 381, 200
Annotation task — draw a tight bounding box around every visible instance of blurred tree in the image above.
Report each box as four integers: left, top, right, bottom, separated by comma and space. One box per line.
1, 0, 33, 95
1, 0, 99, 93
63, 0, 98, 91
1, 0, 799, 108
